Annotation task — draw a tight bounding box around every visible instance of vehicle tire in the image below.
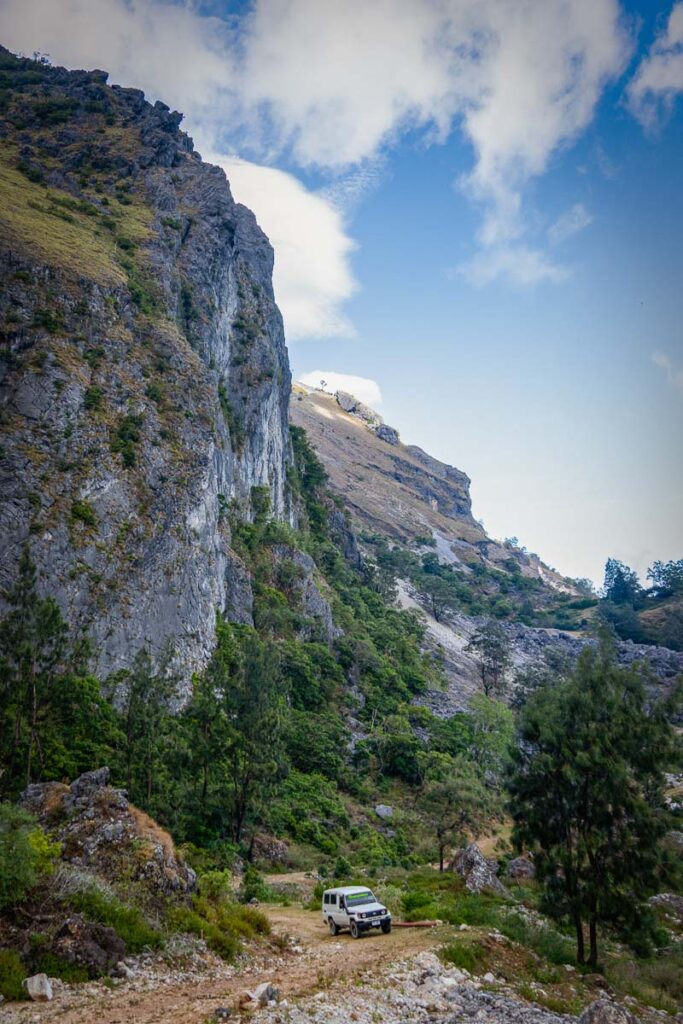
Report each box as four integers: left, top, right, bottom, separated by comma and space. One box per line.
328, 917, 339, 936
349, 919, 360, 939
381, 920, 392, 934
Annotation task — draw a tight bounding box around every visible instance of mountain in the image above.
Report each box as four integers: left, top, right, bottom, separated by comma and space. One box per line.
291, 384, 683, 711
0, 47, 290, 691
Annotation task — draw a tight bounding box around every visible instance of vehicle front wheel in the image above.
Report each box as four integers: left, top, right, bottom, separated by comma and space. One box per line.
349, 919, 360, 939
328, 917, 339, 935
381, 919, 392, 934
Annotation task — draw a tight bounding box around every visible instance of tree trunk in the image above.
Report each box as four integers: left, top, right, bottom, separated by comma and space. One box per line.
588, 914, 598, 967
573, 910, 585, 965
439, 842, 444, 873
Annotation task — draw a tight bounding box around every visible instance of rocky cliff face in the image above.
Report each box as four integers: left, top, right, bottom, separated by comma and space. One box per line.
0, 49, 291, 690
291, 385, 683, 711
291, 384, 570, 586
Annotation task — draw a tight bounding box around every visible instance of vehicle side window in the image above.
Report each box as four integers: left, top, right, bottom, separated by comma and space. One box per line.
330, 894, 337, 905
323, 894, 329, 905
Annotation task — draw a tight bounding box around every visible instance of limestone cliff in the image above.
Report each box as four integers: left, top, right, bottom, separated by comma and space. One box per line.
0, 48, 291, 690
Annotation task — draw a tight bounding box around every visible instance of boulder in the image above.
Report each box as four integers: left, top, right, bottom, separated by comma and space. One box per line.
506, 855, 535, 880
579, 1000, 639, 1024
375, 804, 393, 820
450, 843, 508, 896
250, 981, 280, 1007
22, 974, 53, 1002
375, 424, 399, 445
251, 833, 290, 867
52, 915, 126, 976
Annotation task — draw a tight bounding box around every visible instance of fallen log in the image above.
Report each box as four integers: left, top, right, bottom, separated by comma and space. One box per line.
392, 920, 441, 928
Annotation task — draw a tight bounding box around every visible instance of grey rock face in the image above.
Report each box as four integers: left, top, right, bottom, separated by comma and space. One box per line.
271, 544, 341, 642
21, 767, 196, 896
450, 843, 508, 896
0, 56, 291, 695
578, 1000, 639, 1024
334, 389, 382, 427
375, 803, 393, 819
375, 423, 400, 445
52, 916, 126, 977
507, 855, 536, 880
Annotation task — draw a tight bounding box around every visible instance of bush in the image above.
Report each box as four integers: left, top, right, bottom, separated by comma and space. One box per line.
498, 912, 575, 965
0, 949, 27, 1001
0, 805, 59, 910
168, 881, 270, 961
68, 887, 161, 953
84, 386, 103, 411
70, 500, 97, 528
440, 938, 488, 973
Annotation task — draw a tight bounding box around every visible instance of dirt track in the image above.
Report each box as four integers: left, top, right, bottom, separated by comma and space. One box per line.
4, 906, 447, 1024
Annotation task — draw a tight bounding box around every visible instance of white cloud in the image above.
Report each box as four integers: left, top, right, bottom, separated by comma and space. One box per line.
628, 3, 683, 129
298, 371, 383, 407
652, 351, 683, 394
548, 203, 594, 245
457, 245, 569, 288
0, 0, 631, 304
209, 156, 357, 342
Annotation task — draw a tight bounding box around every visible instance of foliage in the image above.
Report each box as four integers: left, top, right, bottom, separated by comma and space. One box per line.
465, 618, 512, 698
0, 948, 26, 1000
168, 872, 269, 960
68, 886, 161, 952
440, 938, 488, 972
647, 559, 683, 597
602, 557, 641, 605
111, 413, 143, 467
0, 804, 59, 909
509, 637, 680, 966
420, 754, 500, 870
0, 547, 119, 797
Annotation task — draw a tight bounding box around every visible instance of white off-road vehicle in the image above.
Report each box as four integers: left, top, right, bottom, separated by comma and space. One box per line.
322, 885, 392, 938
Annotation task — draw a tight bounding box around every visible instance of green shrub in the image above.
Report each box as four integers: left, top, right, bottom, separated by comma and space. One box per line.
498, 912, 575, 965
440, 938, 488, 973
168, 884, 270, 961
0, 805, 59, 910
84, 386, 103, 411
68, 888, 161, 953
30, 951, 89, 983
0, 949, 27, 1000
111, 413, 143, 467
70, 500, 97, 528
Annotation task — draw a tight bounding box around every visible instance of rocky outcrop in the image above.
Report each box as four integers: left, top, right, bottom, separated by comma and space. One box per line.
21, 768, 196, 898
506, 856, 536, 880
271, 545, 341, 641
450, 843, 508, 896
0, 49, 291, 694
52, 916, 126, 977
335, 390, 382, 428
578, 1001, 639, 1024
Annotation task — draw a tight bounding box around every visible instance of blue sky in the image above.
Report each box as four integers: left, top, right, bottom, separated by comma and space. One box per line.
1, 0, 681, 585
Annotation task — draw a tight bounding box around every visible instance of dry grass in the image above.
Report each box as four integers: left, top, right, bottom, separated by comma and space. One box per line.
0, 154, 124, 285
129, 804, 177, 863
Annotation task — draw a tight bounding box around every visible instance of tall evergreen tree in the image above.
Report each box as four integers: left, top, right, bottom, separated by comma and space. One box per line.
509, 638, 680, 966
0, 546, 118, 796
466, 618, 511, 698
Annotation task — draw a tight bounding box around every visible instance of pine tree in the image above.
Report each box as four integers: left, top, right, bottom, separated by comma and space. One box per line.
509, 637, 680, 966
466, 618, 511, 697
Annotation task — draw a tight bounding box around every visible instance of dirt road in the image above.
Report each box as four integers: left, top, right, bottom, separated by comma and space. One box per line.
4, 906, 447, 1024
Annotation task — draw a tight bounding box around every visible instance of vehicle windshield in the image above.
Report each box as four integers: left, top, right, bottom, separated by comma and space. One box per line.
345, 891, 376, 907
